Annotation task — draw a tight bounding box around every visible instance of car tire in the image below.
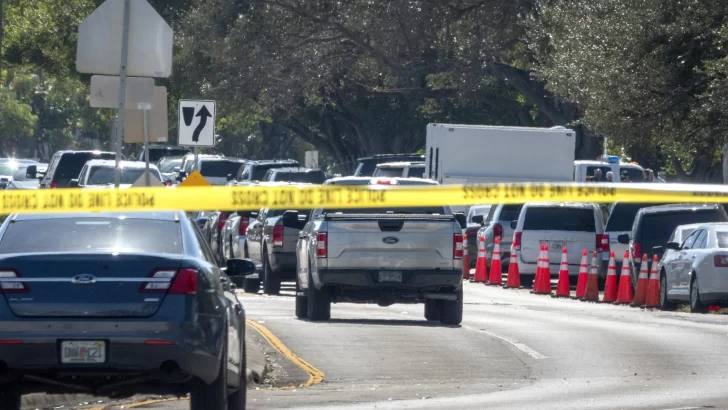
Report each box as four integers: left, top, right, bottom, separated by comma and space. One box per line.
690, 274, 708, 314
307, 266, 331, 321
424, 299, 439, 321
659, 273, 677, 311
0, 393, 21, 410
191, 338, 228, 410
295, 276, 308, 319
227, 330, 247, 410
242, 277, 261, 294
262, 252, 281, 295
438, 288, 463, 325
521, 275, 534, 289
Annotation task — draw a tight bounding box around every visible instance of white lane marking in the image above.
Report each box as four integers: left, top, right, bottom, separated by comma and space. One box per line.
660, 407, 704, 410
464, 325, 548, 360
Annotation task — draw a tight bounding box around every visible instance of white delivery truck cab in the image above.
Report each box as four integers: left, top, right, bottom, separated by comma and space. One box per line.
573, 157, 645, 182
425, 124, 576, 186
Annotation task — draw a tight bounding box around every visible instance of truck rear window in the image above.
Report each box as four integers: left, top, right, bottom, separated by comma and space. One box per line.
272, 172, 327, 184
499, 205, 523, 222
640, 210, 728, 251
322, 206, 447, 215
199, 161, 243, 177
606, 203, 667, 231
523, 208, 596, 232
55, 153, 115, 181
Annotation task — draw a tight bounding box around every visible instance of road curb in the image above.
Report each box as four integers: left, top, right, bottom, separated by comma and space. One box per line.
246, 327, 267, 384
22, 393, 100, 409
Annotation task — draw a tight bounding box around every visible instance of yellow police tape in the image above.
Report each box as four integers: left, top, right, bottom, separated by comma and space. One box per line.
1, 183, 728, 214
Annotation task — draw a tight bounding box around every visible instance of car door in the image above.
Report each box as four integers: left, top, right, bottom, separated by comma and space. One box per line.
247, 209, 266, 266
662, 230, 683, 298
683, 229, 708, 293
41, 153, 60, 188
675, 230, 701, 295
296, 212, 314, 290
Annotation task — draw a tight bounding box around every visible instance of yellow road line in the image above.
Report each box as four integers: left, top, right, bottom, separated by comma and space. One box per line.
246, 319, 325, 389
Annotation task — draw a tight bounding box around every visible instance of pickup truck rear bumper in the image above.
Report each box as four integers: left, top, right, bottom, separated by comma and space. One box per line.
270, 252, 297, 279
317, 269, 462, 289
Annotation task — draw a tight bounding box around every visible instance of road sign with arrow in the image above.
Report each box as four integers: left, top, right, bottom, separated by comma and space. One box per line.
178, 100, 216, 147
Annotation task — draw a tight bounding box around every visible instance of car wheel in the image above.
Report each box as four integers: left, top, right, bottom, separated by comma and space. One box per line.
262, 252, 281, 295
438, 288, 463, 325
520, 275, 534, 289
242, 277, 261, 294
659, 273, 677, 311
295, 275, 308, 319
191, 339, 228, 410
0, 393, 21, 410
307, 265, 331, 321
227, 331, 247, 410
690, 274, 708, 314
424, 299, 439, 321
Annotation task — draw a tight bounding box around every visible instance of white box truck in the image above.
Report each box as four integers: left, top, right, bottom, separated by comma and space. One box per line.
425, 124, 576, 185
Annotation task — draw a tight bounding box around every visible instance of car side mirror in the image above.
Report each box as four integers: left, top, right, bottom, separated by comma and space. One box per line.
227, 173, 234, 181
617, 234, 630, 244
226, 258, 256, 276
665, 242, 681, 251
25, 165, 37, 179
454, 213, 466, 230
510, 220, 518, 230
69, 179, 80, 188
173, 166, 180, 173
281, 210, 299, 229
472, 215, 484, 225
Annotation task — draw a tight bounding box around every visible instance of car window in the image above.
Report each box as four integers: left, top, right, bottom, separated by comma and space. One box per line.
408, 166, 425, 178
272, 171, 327, 184
523, 207, 596, 232
320, 206, 447, 216
0, 162, 18, 176
192, 223, 218, 265
158, 158, 182, 172
251, 163, 298, 181
694, 229, 708, 249
262, 169, 275, 181
586, 166, 610, 178
54, 153, 115, 181
681, 230, 700, 250
641, 210, 728, 253
87, 166, 153, 185
484, 205, 498, 224
717, 231, 728, 248
199, 160, 243, 178
239, 166, 251, 180
620, 167, 645, 182
606, 203, 666, 231
499, 204, 524, 222
374, 168, 404, 178
0, 218, 183, 254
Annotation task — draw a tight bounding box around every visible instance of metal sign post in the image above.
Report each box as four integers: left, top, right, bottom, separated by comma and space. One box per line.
114, 0, 131, 188
193, 147, 199, 172
143, 108, 150, 186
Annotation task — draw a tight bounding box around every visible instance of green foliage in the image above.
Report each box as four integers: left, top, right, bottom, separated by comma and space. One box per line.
0, 86, 36, 155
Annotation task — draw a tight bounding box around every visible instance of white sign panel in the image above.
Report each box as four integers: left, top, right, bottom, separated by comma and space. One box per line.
76, 0, 173, 78
90, 75, 154, 108
178, 100, 216, 147
124, 86, 168, 143
305, 151, 319, 168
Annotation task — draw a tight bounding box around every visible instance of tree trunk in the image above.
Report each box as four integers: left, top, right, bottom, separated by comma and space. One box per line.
722, 142, 728, 184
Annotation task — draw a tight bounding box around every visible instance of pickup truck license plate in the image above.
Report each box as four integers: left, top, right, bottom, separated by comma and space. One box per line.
379, 271, 403, 283
61, 341, 106, 364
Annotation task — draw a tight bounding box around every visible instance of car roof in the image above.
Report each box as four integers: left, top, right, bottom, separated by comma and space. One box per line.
56, 150, 115, 155
523, 202, 597, 209
84, 159, 158, 169
11, 211, 181, 222
324, 176, 438, 186
638, 203, 722, 215
376, 161, 426, 168
247, 159, 298, 166
357, 154, 424, 161
200, 157, 244, 162
269, 167, 322, 173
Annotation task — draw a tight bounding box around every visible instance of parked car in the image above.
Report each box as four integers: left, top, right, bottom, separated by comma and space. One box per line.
5, 163, 48, 190
618, 204, 728, 285
137, 144, 190, 163
38, 151, 116, 188
178, 155, 245, 186
658, 222, 728, 312
372, 161, 426, 178
263, 167, 327, 184
157, 156, 184, 183
464, 205, 492, 267
222, 210, 260, 264
228, 160, 299, 185
71, 160, 165, 188
295, 176, 465, 324
244, 206, 311, 295
476, 203, 524, 272
353, 154, 425, 177
202, 211, 235, 265
0, 211, 254, 409
605, 202, 671, 265
513, 203, 608, 286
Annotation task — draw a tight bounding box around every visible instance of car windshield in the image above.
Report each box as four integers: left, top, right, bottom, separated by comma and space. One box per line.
0, 162, 18, 176
87, 167, 155, 185
199, 160, 243, 177
252, 164, 296, 181
641, 210, 728, 252
524, 207, 596, 231
158, 158, 182, 172
148, 148, 190, 163
0, 218, 182, 254
271, 171, 327, 184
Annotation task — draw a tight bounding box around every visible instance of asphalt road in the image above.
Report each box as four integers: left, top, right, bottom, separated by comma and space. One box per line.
47, 281, 728, 409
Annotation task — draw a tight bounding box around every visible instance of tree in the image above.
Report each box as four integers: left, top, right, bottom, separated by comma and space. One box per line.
0, 86, 36, 155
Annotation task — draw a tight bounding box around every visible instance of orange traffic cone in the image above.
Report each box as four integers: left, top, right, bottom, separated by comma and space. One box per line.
615, 251, 634, 304
472, 235, 488, 283
602, 251, 618, 303
574, 249, 589, 299
631, 255, 649, 307
644, 255, 660, 308
505, 244, 521, 289
582, 251, 600, 301
488, 238, 503, 286
462, 233, 470, 280
533, 244, 552, 295
554, 247, 571, 298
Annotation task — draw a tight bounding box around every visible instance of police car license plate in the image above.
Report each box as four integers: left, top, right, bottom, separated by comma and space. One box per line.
61, 341, 106, 364
379, 271, 402, 283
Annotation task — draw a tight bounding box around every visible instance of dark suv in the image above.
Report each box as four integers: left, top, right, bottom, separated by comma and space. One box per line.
619, 204, 728, 283
263, 167, 327, 184
229, 160, 299, 184
38, 151, 116, 188
353, 154, 425, 177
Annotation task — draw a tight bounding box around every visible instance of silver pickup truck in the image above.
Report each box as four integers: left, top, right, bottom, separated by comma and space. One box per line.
293, 177, 465, 324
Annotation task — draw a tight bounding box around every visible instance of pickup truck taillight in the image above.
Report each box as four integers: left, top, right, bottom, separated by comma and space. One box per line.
513, 232, 522, 251
316, 233, 328, 258
453, 234, 463, 259
633, 243, 642, 264
273, 225, 284, 247
493, 223, 503, 240
238, 218, 249, 235
596, 234, 609, 253
217, 212, 228, 233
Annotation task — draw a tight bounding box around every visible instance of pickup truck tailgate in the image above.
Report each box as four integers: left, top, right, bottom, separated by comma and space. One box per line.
325, 215, 456, 270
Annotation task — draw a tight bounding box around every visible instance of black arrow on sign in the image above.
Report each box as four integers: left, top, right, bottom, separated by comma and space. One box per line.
192, 106, 212, 142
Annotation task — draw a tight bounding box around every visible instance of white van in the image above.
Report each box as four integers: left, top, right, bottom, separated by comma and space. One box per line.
513, 203, 608, 285
574, 157, 645, 182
